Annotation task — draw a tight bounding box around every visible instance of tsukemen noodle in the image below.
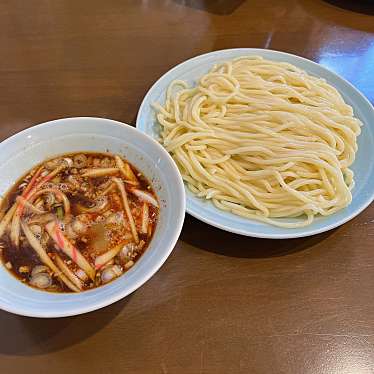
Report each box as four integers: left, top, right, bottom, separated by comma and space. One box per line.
153, 56, 362, 228
0, 153, 159, 292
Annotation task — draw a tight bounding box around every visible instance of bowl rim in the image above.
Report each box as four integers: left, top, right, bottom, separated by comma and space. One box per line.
0, 117, 186, 317
136, 48, 374, 239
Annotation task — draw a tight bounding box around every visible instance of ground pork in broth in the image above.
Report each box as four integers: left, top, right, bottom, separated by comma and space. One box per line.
0, 152, 159, 293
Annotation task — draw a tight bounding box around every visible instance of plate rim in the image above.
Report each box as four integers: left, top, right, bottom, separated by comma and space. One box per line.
136, 48, 374, 239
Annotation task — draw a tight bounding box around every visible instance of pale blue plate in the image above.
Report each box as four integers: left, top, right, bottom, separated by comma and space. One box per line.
136, 49, 374, 238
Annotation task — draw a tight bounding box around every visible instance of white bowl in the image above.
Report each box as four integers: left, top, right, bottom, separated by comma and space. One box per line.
0, 117, 185, 317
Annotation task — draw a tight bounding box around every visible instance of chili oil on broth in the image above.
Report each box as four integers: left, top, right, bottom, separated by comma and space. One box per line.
0, 152, 159, 293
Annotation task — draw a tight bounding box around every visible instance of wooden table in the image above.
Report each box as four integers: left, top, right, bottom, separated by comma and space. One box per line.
1, 1, 374, 373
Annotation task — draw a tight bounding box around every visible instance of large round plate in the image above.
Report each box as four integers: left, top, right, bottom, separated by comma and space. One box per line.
136, 49, 374, 238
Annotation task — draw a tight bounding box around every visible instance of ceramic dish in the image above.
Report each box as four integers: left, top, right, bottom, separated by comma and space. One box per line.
0, 117, 185, 317
136, 48, 374, 239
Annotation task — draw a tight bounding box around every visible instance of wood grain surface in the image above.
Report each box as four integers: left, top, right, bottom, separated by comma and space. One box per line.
0, 1, 374, 373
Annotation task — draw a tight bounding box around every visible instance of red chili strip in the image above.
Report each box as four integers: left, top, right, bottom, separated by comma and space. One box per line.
54, 224, 65, 249
23, 166, 43, 197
